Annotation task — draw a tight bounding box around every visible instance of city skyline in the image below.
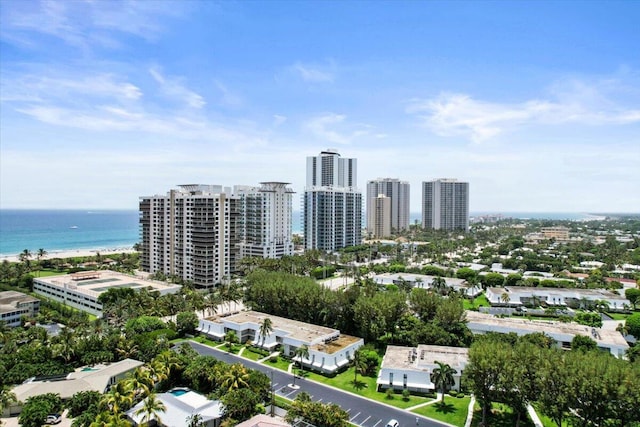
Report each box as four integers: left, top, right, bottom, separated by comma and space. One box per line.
1, 1, 639, 213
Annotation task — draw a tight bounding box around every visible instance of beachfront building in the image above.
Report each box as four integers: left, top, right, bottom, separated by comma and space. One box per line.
140, 185, 242, 288
466, 311, 629, 358
372, 273, 483, 297
366, 178, 410, 234
197, 310, 364, 374
303, 149, 362, 251
422, 179, 469, 231
0, 291, 40, 327
235, 182, 295, 259
485, 286, 631, 311
6, 359, 143, 417
126, 388, 223, 427
33, 270, 181, 316
377, 345, 468, 393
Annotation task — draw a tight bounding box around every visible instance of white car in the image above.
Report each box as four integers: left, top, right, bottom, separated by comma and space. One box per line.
386, 420, 399, 427
46, 414, 61, 425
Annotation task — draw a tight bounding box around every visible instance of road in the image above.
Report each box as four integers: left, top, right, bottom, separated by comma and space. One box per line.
187, 342, 452, 427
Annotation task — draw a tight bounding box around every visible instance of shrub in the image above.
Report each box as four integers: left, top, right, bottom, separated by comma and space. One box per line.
385, 388, 394, 400
402, 389, 410, 401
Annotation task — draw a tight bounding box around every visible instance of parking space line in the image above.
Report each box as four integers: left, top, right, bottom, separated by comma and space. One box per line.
351, 411, 361, 421
361, 415, 371, 425
372, 420, 382, 427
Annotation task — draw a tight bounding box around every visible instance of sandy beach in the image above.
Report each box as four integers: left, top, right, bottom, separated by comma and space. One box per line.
0, 247, 137, 263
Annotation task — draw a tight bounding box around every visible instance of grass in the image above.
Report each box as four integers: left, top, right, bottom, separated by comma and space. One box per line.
242, 347, 268, 361
300, 366, 434, 410
413, 396, 471, 427
464, 294, 491, 310
605, 311, 633, 320
36, 269, 68, 278
265, 356, 293, 371
471, 402, 536, 427
193, 336, 220, 347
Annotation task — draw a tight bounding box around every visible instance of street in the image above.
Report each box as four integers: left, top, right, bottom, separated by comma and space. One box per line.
187, 342, 452, 427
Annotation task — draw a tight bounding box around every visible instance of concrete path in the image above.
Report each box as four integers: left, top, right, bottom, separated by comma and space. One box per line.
257, 351, 281, 363
463, 396, 476, 427
527, 404, 544, 427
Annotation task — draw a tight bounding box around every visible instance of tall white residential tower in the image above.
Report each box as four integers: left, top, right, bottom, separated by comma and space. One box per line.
366, 178, 410, 234
303, 149, 362, 251
422, 179, 469, 231
235, 182, 295, 259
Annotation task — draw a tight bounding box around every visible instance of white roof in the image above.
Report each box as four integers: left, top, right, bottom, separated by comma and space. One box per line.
126, 390, 223, 427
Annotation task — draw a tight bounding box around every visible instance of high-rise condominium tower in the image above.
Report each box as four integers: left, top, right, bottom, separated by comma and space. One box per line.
140, 185, 241, 288
235, 182, 294, 259
370, 194, 391, 238
366, 178, 410, 235
303, 149, 362, 251
422, 179, 469, 231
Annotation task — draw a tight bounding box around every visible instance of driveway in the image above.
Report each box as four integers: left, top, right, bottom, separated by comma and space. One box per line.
187, 342, 452, 427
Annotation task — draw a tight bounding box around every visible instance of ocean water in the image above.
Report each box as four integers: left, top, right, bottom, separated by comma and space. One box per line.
0, 210, 139, 257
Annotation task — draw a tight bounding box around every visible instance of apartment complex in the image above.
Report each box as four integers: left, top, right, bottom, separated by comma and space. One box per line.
422, 179, 469, 231
303, 149, 362, 251
235, 182, 294, 259
366, 178, 410, 234
0, 291, 40, 327
140, 185, 242, 288
369, 194, 391, 238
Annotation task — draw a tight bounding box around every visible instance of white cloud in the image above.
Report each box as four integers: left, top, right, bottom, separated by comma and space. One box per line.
149, 67, 205, 109
407, 78, 640, 142
292, 62, 335, 83
305, 113, 372, 145
273, 115, 287, 126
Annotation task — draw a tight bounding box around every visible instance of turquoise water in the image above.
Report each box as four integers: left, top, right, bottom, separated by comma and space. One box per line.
0, 209, 139, 257
169, 389, 188, 396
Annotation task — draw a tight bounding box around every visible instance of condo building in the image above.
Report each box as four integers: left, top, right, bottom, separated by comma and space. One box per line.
369, 194, 391, 238
366, 178, 410, 234
422, 179, 469, 231
303, 149, 362, 251
235, 182, 295, 259
140, 185, 242, 288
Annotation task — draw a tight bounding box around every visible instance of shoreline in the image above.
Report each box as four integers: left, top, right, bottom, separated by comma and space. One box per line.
0, 247, 137, 264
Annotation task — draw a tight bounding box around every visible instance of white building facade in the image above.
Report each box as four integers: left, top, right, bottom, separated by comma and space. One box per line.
377, 345, 468, 393
485, 286, 631, 311
0, 291, 40, 327
422, 179, 469, 231
140, 185, 242, 288
197, 310, 364, 374
304, 149, 362, 251
236, 182, 294, 259
366, 178, 410, 233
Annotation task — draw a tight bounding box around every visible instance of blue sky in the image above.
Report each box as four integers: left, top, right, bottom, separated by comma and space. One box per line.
1, 0, 639, 212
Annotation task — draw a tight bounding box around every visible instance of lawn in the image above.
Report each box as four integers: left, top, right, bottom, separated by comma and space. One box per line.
533, 404, 569, 427
36, 269, 68, 277
606, 312, 633, 321
471, 402, 536, 427
464, 294, 490, 310
242, 347, 268, 361
413, 396, 471, 427
300, 366, 435, 410
265, 355, 293, 372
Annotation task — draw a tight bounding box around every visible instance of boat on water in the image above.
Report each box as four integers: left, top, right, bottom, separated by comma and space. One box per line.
70, 225, 78, 229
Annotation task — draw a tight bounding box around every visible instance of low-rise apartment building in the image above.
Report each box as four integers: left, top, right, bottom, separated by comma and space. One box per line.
33, 270, 181, 316
466, 311, 628, 358
377, 345, 468, 393
485, 286, 630, 311
197, 310, 363, 374
0, 291, 40, 327
373, 273, 483, 297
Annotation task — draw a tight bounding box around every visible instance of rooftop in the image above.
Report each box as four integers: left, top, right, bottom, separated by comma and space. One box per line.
0, 290, 39, 314
466, 311, 628, 347
34, 270, 181, 298
382, 345, 469, 371
210, 310, 340, 344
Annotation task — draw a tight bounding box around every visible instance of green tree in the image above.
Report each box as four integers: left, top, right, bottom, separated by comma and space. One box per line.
537, 350, 573, 427
294, 344, 310, 376
65, 390, 101, 418
220, 363, 250, 393
19, 393, 62, 427
176, 311, 198, 336
625, 288, 640, 310
135, 392, 166, 427
571, 335, 598, 353
626, 313, 640, 339
431, 361, 457, 404
100, 380, 134, 414
220, 388, 262, 421
258, 317, 273, 348
224, 330, 239, 350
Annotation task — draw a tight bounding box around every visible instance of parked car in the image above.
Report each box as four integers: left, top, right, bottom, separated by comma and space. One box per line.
386, 420, 399, 427
46, 414, 61, 425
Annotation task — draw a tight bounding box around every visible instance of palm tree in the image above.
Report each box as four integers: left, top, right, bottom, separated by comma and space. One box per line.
100, 380, 134, 414
204, 291, 219, 317
258, 317, 273, 348
220, 363, 250, 392
127, 368, 154, 398
35, 248, 47, 277
0, 387, 17, 420
294, 344, 310, 375
352, 349, 367, 384
501, 292, 511, 305
135, 392, 166, 427
431, 361, 457, 404
431, 276, 448, 295
18, 249, 32, 272
225, 330, 239, 351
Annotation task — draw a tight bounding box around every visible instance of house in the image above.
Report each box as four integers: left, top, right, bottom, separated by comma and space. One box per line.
197, 310, 363, 374
376, 345, 468, 393
485, 286, 630, 311
6, 358, 143, 416
0, 291, 40, 327
466, 311, 628, 358
126, 388, 223, 427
